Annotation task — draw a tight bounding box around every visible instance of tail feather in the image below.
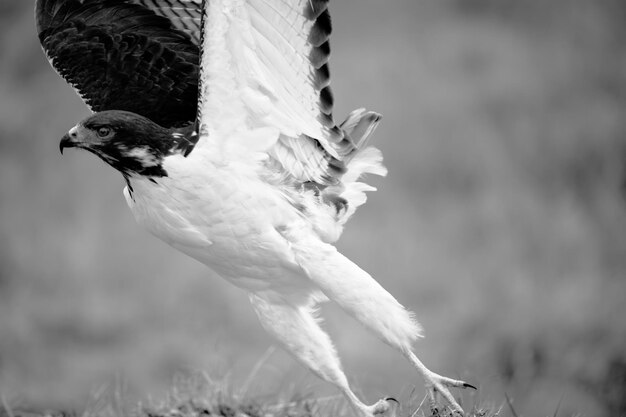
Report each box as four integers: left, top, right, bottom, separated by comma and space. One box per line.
341, 108, 382, 152
330, 109, 387, 225
312, 108, 386, 242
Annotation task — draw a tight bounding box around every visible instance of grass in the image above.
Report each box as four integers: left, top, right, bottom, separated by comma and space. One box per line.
0, 371, 504, 417
0, 350, 502, 417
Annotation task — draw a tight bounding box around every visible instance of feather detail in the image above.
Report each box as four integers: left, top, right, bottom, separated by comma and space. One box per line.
314, 110, 386, 240
132, 0, 203, 44
195, 0, 349, 181
36, 0, 199, 127
278, 225, 423, 347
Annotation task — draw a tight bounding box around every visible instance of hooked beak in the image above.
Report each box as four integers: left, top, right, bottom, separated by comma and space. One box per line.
59, 134, 72, 154
59, 125, 80, 154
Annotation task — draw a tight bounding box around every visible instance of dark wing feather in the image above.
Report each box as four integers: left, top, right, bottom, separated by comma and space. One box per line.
133, 0, 202, 44
36, 0, 199, 128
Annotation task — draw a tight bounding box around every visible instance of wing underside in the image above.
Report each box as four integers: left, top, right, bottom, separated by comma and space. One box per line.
196, 0, 359, 186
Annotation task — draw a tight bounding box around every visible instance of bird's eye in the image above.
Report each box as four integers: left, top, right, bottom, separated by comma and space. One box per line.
97, 127, 112, 137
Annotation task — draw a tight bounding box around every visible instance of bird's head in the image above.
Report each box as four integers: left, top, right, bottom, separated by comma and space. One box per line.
59, 110, 191, 177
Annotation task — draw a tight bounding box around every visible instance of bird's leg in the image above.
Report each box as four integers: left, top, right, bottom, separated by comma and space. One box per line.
284, 239, 475, 414
248, 292, 398, 417
403, 349, 476, 416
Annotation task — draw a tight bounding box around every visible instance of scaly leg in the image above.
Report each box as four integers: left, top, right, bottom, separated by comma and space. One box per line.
404, 349, 475, 416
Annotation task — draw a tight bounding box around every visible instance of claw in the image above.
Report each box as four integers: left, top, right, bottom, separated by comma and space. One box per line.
422, 371, 475, 417
369, 397, 400, 417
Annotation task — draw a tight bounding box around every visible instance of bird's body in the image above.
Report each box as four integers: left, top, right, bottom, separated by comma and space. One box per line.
120, 109, 387, 296
38, 0, 474, 415
125, 148, 310, 293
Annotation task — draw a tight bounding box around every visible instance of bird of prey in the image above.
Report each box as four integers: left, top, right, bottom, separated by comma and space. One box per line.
36, 0, 475, 415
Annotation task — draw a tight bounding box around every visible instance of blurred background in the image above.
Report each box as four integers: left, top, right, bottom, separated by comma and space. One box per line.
1, 0, 626, 415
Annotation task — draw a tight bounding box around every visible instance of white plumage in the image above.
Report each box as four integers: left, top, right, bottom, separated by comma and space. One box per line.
40, 0, 474, 415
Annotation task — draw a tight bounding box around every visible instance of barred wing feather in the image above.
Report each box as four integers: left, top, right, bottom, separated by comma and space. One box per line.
133, 0, 203, 43
196, 0, 357, 185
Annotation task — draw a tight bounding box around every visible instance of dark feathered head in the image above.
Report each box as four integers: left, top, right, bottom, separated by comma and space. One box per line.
59, 110, 194, 177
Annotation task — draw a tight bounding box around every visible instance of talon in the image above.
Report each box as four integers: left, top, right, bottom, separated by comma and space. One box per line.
421, 371, 473, 416
369, 397, 399, 417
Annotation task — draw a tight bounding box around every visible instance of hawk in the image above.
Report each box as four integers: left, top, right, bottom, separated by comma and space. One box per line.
36, 0, 475, 415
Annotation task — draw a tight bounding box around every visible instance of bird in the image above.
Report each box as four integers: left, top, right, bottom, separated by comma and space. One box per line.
36, 0, 475, 415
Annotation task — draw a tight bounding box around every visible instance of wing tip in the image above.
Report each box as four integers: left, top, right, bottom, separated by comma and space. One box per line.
308, 8, 331, 47
319, 86, 334, 115
304, 0, 330, 21
310, 41, 330, 69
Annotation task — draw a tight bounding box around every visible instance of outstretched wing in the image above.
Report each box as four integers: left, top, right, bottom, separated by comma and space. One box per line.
36, 0, 201, 128
195, 0, 360, 186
